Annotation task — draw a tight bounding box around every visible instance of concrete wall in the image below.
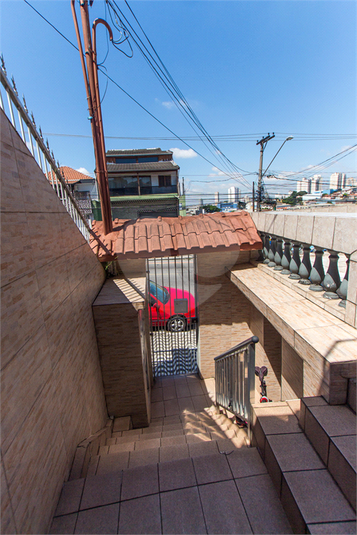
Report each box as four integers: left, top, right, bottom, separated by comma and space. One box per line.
0, 111, 107, 534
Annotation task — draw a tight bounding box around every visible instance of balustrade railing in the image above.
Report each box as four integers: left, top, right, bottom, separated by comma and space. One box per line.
260, 232, 349, 307
0, 57, 91, 243
214, 336, 258, 443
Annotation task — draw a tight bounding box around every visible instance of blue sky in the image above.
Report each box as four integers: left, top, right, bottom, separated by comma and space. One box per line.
1, 0, 356, 204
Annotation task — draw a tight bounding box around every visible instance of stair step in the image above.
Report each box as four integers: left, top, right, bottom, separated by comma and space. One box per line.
252, 399, 356, 532
113, 416, 132, 433
299, 396, 356, 512
52, 447, 292, 535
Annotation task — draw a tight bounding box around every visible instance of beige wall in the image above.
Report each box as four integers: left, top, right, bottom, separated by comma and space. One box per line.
197, 252, 253, 378
0, 111, 107, 534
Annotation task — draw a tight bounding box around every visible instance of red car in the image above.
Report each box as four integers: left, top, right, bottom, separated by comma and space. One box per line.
149, 280, 196, 332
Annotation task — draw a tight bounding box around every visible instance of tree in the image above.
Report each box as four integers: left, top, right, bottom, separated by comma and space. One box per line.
202, 204, 221, 213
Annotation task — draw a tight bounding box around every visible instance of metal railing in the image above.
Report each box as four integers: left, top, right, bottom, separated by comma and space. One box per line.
215, 336, 258, 443
0, 57, 91, 242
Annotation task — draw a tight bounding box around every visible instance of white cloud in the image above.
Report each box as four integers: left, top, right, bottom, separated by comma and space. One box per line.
209, 166, 225, 176
170, 148, 197, 159
162, 101, 175, 110
76, 167, 91, 176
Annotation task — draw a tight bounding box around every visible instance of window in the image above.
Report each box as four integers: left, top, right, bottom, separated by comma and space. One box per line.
158, 175, 171, 187
115, 157, 136, 164
138, 156, 159, 163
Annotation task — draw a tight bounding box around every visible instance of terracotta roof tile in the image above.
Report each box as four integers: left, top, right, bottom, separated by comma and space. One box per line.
90, 211, 262, 261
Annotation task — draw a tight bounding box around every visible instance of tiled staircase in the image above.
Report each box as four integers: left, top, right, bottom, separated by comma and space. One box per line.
252, 393, 356, 534
50, 375, 292, 534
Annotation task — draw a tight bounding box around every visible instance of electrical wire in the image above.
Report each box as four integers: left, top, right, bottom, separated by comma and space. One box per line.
105, 0, 252, 186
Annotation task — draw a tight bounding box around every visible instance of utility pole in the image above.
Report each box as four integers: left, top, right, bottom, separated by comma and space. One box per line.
252, 181, 255, 212
71, 0, 113, 234
256, 133, 275, 212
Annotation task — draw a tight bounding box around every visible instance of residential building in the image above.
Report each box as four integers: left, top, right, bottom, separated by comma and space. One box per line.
330, 172, 346, 190
214, 191, 220, 204
103, 148, 181, 220
310, 174, 321, 192
228, 186, 240, 203
297, 177, 311, 193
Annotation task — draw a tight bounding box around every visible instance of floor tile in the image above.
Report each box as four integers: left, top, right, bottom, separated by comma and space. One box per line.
109, 442, 135, 454
49, 513, 77, 534
282, 470, 355, 525
75, 503, 119, 534
134, 438, 161, 450
185, 433, 211, 444
128, 448, 159, 469
188, 440, 218, 457
142, 426, 163, 434
121, 464, 159, 501
193, 453, 232, 485
307, 521, 357, 534
178, 397, 196, 412
160, 444, 189, 463
164, 398, 180, 416
115, 434, 140, 444
118, 494, 161, 534
192, 395, 211, 412
254, 405, 301, 435
161, 429, 184, 438
309, 405, 357, 437
265, 432, 325, 491
80, 471, 122, 510
176, 385, 191, 398
199, 480, 252, 534
97, 452, 129, 475
139, 432, 162, 441
236, 474, 292, 534
151, 401, 165, 418
55, 479, 85, 516
160, 486, 206, 534
151, 388, 163, 403
159, 458, 196, 492
122, 429, 143, 437
161, 435, 187, 447
163, 385, 177, 400
227, 448, 267, 479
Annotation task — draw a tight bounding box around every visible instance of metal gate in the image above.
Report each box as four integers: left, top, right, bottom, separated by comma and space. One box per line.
146, 255, 198, 377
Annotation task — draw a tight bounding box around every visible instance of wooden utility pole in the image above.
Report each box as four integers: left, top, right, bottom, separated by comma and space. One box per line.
256, 133, 275, 212
71, 0, 113, 234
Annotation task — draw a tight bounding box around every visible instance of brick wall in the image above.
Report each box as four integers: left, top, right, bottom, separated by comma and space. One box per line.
0, 111, 107, 534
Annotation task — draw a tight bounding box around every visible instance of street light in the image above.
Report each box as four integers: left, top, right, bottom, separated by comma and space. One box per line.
257, 136, 293, 211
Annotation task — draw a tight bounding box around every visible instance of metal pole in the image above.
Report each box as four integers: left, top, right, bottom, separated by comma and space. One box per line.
72, 0, 113, 235
256, 134, 275, 212
252, 181, 255, 212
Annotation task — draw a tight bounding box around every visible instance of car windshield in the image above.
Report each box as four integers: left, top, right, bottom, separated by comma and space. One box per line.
149, 281, 170, 304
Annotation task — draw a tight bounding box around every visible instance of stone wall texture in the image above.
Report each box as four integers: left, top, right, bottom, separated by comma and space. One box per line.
0, 110, 107, 534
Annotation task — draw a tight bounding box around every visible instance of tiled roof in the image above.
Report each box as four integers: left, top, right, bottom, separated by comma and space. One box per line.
106, 148, 172, 156
90, 211, 262, 261
46, 166, 94, 184
107, 161, 179, 173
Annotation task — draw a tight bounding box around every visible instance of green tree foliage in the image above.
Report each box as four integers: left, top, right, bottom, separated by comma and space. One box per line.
284, 190, 307, 205
202, 204, 221, 213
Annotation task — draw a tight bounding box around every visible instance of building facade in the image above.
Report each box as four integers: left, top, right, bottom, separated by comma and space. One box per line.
105, 148, 181, 219
228, 186, 240, 203
297, 177, 311, 193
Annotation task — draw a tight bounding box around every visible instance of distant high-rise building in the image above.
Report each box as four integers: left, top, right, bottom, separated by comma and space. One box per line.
330, 172, 344, 190
297, 178, 311, 193
310, 175, 321, 192
228, 186, 240, 203
215, 191, 220, 204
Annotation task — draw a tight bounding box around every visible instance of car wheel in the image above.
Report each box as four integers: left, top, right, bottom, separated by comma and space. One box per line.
167, 315, 186, 332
